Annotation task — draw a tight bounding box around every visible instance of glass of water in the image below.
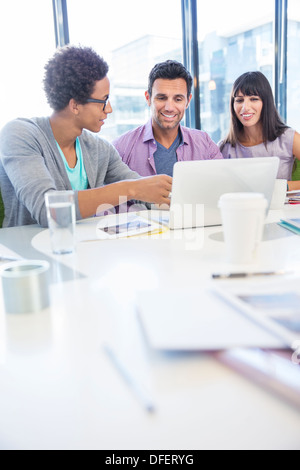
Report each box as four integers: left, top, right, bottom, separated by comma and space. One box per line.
45, 190, 76, 254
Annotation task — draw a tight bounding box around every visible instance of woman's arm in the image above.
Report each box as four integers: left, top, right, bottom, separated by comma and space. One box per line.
288, 132, 300, 190
293, 131, 300, 161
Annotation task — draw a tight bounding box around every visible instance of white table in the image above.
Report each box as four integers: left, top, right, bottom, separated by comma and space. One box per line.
0, 206, 300, 450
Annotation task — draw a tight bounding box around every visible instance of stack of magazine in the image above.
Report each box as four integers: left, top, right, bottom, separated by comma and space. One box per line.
286, 190, 300, 205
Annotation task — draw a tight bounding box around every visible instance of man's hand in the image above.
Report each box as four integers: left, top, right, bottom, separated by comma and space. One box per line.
130, 175, 173, 205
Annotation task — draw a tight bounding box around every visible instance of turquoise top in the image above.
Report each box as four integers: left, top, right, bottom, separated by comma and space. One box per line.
56, 137, 89, 190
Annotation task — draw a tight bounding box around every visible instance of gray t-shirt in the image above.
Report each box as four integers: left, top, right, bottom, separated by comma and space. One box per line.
153, 132, 182, 177
219, 128, 295, 179
0, 117, 140, 228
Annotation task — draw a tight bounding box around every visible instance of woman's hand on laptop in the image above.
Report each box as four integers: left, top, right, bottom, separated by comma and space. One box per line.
130, 175, 172, 206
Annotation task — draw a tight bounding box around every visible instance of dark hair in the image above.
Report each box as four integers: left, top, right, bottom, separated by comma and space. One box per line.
43, 45, 109, 111
148, 60, 193, 97
221, 71, 288, 150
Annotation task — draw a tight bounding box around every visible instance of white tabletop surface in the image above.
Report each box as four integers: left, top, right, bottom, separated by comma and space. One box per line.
0, 206, 300, 450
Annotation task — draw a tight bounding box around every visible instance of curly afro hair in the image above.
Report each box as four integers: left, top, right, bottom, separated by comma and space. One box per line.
43, 45, 109, 112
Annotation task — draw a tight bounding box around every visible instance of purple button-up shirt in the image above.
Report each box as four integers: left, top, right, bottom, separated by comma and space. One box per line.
113, 119, 223, 176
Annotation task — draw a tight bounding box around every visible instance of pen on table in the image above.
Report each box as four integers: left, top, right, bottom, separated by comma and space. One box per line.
212, 270, 293, 280
103, 344, 155, 413
0, 255, 21, 262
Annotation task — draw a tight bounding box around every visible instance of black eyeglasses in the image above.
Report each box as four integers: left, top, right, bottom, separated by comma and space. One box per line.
86, 97, 109, 110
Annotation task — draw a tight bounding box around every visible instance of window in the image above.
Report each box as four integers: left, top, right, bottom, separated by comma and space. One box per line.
197, 0, 274, 143
1, 1, 296, 144
67, 0, 182, 141
0, 0, 55, 129
287, 0, 300, 131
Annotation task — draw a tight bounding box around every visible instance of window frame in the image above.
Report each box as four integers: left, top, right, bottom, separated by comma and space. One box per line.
56, 0, 288, 129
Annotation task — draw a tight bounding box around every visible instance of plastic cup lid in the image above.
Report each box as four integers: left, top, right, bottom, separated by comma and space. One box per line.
218, 192, 267, 208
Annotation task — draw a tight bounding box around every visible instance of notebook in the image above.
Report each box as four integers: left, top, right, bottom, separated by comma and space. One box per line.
137, 287, 285, 351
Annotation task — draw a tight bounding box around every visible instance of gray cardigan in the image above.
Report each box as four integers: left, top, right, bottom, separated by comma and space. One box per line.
0, 117, 140, 227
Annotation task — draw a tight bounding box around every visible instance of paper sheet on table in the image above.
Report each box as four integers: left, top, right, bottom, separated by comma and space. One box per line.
137, 287, 285, 351
77, 213, 166, 242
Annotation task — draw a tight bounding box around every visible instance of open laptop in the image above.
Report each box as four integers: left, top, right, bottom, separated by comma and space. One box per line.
169, 157, 280, 229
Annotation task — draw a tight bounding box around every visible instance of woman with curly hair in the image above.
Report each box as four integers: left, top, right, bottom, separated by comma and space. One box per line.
0, 45, 172, 227
219, 71, 300, 190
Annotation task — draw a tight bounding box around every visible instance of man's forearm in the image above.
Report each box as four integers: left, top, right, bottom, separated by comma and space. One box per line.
78, 175, 172, 219
78, 180, 137, 218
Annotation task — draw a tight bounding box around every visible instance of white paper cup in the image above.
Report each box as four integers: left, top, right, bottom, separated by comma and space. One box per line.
218, 193, 268, 264
45, 190, 76, 254
270, 179, 287, 210
0, 260, 50, 314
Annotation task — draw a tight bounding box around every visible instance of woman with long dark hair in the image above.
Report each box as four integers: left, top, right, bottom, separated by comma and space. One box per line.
219, 71, 300, 190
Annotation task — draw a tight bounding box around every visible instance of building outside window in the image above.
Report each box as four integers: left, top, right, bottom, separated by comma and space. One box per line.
287, 0, 300, 132
67, 0, 183, 141
1, 1, 300, 143
197, 0, 274, 143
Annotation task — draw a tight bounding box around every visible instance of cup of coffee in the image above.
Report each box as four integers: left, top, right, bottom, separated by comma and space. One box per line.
218, 193, 268, 264
270, 179, 287, 210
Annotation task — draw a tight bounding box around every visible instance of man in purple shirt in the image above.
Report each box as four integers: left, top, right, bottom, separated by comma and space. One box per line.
113, 60, 223, 177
